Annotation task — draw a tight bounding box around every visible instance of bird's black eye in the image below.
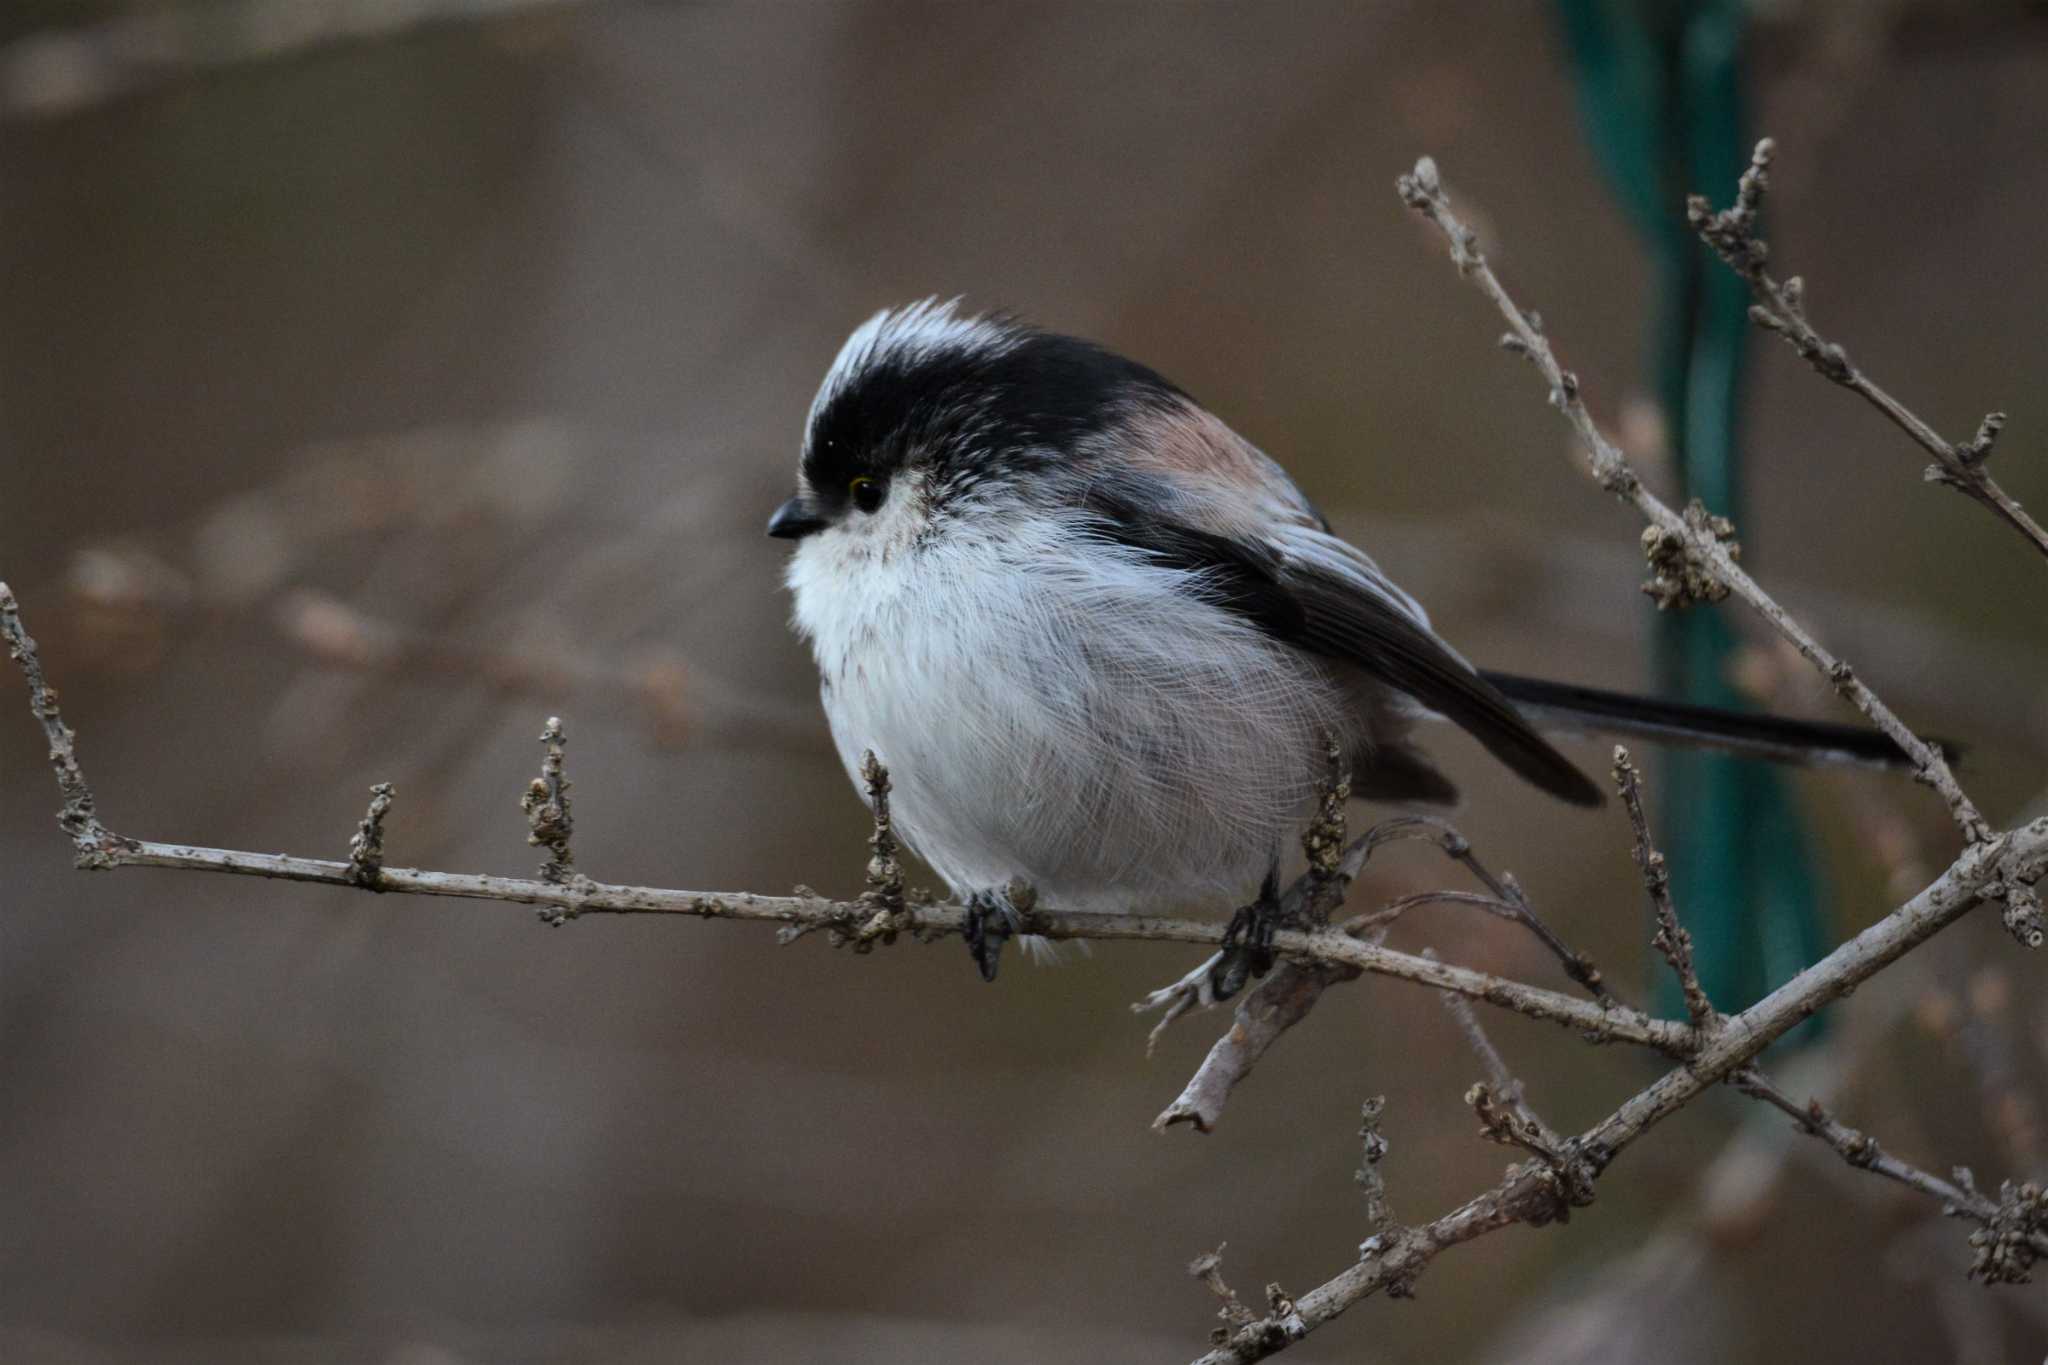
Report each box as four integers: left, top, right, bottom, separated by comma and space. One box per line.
849, 475, 885, 514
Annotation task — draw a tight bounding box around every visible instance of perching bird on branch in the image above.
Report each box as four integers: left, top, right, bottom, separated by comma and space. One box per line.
767, 300, 1922, 986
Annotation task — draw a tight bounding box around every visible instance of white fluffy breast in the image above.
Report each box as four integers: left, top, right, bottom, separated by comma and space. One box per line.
786, 509, 1350, 914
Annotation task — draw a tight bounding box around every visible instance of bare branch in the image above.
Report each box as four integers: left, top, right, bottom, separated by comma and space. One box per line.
520, 716, 580, 926
1149, 954, 1359, 1133
1354, 1097, 1397, 1244
1434, 967, 1560, 1147
1688, 138, 2048, 561
1430, 946, 1590, 1208
1149, 813, 1626, 1134
821, 751, 920, 953
0, 581, 122, 865
1732, 1069, 1985, 1213
1465, 1082, 1595, 1209
1331, 815, 1612, 1006
1438, 979, 1519, 1097
1611, 747, 1716, 1032
1188, 812, 2048, 1362
858, 751, 905, 912
1190, 1148, 1594, 1365
48, 839, 1698, 1048
1732, 1068, 2048, 1282
6, 137, 2043, 1364
1348, 888, 1523, 932
1177, 154, 2048, 1363
1397, 154, 1989, 843
1436, 971, 1585, 1206
0, 590, 1688, 1062
347, 782, 394, 890
1188, 1245, 1262, 1344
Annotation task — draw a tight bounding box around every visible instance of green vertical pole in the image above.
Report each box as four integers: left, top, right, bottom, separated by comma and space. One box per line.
1555, 0, 1829, 1030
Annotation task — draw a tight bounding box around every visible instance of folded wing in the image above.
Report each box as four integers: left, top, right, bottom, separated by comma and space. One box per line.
1080, 481, 1602, 807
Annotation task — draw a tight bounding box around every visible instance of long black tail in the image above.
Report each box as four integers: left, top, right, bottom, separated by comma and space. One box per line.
1479, 672, 1957, 773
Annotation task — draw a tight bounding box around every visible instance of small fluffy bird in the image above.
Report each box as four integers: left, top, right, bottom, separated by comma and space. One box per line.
769, 301, 1911, 985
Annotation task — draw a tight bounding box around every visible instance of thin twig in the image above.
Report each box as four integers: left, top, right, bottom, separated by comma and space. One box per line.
36, 834, 1695, 1047
1429, 944, 1589, 1203
520, 716, 580, 923
1187, 814, 2048, 1363
1148, 813, 1624, 1134
0, 582, 122, 864
1436, 974, 1581, 1178
1611, 747, 1716, 1032
0, 598, 1690, 1056
523, 718, 574, 876
1175, 155, 2045, 1363
347, 782, 394, 890
1355, 1097, 1397, 1244
1188, 1245, 1262, 1343
842, 750, 915, 951
1732, 1068, 1984, 1212
4, 127, 2042, 1356
1345, 889, 1523, 932
1339, 815, 1613, 1005
1689, 138, 2048, 562
1464, 1082, 1595, 1207
1397, 155, 1989, 843
1732, 1068, 2048, 1280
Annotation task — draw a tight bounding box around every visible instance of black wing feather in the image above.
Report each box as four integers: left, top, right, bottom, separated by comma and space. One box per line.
1083, 488, 1603, 807
1283, 569, 1603, 806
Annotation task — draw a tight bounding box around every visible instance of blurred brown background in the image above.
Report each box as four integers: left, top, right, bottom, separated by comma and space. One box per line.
4, 2, 2048, 1362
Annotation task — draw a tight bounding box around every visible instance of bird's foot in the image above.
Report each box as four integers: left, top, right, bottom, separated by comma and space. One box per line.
1207, 873, 1283, 1002
1131, 874, 1285, 1054
962, 885, 1021, 982
1133, 953, 1229, 1055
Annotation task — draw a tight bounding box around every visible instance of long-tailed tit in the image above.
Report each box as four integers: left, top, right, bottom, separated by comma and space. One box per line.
769, 301, 1918, 985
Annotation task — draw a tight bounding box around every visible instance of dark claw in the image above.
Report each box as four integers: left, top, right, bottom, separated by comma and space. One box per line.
1207, 869, 1284, 1002
963, 888, 1016, 983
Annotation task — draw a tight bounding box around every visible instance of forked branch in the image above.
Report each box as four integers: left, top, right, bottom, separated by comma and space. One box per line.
1689, 138, 2048, 561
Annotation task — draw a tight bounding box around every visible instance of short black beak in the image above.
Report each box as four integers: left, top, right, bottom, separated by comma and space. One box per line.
766, 496, 827, 541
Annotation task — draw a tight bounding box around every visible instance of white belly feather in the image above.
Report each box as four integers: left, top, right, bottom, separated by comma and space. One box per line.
787, 514, 1348, 914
